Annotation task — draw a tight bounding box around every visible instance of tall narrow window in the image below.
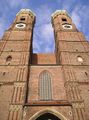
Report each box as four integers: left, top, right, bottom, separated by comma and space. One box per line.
39, 70, 52, 100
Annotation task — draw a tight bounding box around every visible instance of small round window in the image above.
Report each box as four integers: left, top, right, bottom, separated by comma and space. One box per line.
62, 23, 72, 29
15, 23, 26, 29
77, 56, 83, 63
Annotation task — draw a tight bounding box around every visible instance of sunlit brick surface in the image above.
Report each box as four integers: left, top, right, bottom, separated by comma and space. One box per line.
0, 9, 89, 120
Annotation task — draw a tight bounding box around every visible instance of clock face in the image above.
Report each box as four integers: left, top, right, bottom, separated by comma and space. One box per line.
15, 23, 26, 29
62, 23, 72, 29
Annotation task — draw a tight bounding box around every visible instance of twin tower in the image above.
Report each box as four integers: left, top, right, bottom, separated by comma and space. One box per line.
0, 9, 89, 120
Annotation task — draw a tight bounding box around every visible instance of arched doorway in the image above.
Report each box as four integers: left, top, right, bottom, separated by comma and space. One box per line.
29, 109, 67, 120
36, 113, 61, 120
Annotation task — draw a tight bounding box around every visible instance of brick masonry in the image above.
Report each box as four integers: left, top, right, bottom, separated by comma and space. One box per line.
0, 9, 89, 120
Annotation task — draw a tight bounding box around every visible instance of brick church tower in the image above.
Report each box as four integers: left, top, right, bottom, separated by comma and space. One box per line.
0, 9, 89, 120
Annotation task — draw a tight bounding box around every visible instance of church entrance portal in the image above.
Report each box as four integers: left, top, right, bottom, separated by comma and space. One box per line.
36, 113, 61, 120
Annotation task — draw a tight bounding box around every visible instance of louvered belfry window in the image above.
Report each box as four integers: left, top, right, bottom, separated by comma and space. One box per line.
39, 70, 52, 100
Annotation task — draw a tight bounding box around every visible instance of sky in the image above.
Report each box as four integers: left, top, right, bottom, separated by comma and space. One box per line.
0, 0, 89, 53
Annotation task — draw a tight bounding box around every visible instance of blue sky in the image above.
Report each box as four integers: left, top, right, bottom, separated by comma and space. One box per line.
0, 0, 89, 53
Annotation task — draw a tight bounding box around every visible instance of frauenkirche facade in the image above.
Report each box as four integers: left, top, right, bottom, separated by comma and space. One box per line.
0, 9, 89, 120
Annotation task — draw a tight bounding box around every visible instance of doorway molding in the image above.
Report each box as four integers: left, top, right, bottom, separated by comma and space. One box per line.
29, 108, 68, 120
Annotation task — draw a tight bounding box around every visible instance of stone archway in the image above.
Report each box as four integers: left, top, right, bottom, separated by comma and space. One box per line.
29, 109, 68, 120
36, 113, 61, 120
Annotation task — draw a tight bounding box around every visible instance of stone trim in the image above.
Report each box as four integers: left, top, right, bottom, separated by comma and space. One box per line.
29, 108, 68, 120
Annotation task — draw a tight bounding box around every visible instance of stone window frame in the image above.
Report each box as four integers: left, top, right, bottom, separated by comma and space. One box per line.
39, 70, 52, 100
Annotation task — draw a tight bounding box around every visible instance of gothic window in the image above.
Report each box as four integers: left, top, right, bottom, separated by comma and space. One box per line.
39, 70, 52, 100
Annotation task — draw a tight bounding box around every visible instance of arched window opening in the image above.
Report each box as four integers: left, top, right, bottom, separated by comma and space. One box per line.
3, 72, 6, 76
76, 49, 78, 51
62, 18, 67, 22
84, 71, 88, 79
20, 17, 25, 21
6, 55, 12, 62
39, 70, 52, 100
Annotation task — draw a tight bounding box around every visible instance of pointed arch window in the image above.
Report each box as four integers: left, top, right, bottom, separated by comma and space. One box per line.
39, 70, 52, 100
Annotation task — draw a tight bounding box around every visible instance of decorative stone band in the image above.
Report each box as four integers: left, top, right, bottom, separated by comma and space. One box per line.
9, 105, 22, 111
72, 102, 86, 120
16, 67, 28, 82
26, 100, 72, 106
51, 10, 71, 19
14, 82, 26, 87
64, 81, 79, 87
8, 105, 23, 120
73, 103, 84, 108
16, 9, 36, 17
72, 102, 85, 109
11, 82, 26, 104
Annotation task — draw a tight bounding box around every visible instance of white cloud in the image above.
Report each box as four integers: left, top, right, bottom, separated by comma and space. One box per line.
33, 24, 54, 53
0, 24, 4, 38
6, 0, 28, 8
35, 5, 53, 25
70, 5, 89, 41
39, 23, 53, 41
33, 3, 89, 53
57, 0, 89, 41
56, 0, 75, 12
33, 22, 54, 53
33, 5, 55, 53
0, 16, 7, 38
71, 9, 81, 29
33, 33, 41, 53
0, 1, 89, 53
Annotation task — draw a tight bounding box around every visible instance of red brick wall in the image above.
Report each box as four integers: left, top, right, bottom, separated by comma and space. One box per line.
28, 66, 66, 102
31, 54, 56, 65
